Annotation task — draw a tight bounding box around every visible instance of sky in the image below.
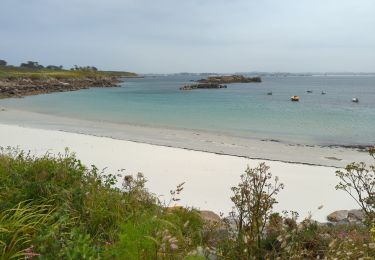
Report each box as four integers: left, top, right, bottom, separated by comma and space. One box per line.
1, 0, 374, 73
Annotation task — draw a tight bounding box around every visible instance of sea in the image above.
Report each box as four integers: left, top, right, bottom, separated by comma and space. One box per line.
1, 75, 375, 146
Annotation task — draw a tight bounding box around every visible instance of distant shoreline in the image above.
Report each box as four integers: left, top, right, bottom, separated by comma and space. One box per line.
0, 76, 123, 98
0, 65, 138, 98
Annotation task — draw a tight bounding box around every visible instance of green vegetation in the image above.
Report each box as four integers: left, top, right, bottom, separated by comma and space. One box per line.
0, 61, 137, 80
0, 148, 204, 259
335, 146, 375, 225
0, 147, 374, 259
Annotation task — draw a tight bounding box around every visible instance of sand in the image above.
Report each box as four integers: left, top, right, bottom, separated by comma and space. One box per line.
0, 123, 363, 222
0, 108, 372, 168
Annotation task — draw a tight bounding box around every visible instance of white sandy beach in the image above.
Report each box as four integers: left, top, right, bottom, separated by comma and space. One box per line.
0, 108, 372, 168
0, 123, 363, 222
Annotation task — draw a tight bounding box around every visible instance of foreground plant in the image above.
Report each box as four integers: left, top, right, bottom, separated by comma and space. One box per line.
2, 146, 375, 259
335, 147, 375, 225
0, 147, 207, 259
229, 162, 284, 258
0, 202, 54, 259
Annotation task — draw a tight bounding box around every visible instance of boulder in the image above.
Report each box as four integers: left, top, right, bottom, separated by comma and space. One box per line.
327, 209, 364, 224
327, 210, 349, 222
200, 210, 221, 223
347, 209, 364, 223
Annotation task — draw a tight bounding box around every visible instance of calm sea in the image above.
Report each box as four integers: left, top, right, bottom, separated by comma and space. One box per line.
1, 75, 375, 146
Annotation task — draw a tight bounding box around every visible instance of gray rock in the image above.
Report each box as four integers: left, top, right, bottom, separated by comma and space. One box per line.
200, 210, 221, 223
348, 209, 364, 223
327, 209, 364, 224
327, 210, 349, 222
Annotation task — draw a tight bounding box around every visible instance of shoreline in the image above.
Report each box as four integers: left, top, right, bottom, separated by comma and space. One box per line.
0, 122, 362, 222
0, 76, 123, 98
0, 107, 372, 168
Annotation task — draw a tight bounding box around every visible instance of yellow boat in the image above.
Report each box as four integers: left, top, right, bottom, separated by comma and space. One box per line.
291, 96, 300, 101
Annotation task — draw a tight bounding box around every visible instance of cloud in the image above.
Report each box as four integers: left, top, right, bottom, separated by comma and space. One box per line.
1, 0, 374, 72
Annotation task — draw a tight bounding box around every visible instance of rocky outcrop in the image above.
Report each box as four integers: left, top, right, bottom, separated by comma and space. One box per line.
0, 77, 122, 98
197, 75, 261, 84
180, 83, 227, 90
327, 209, 364, 224
200, 210, 221, 223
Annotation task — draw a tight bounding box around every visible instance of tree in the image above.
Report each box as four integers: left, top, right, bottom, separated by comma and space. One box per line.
0, 59, 7, 66
70, 65, 98, 71
46, 65, 63, 70
20, 61, 44, 69
230, 163, 284, 258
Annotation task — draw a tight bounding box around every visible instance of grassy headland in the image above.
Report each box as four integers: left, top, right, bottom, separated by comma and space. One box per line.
0, 64, 137, 80
0, 62, 138, 98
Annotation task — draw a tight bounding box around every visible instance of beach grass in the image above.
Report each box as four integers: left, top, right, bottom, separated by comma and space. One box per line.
0, 148, 205, 259
0, 145, 374, 258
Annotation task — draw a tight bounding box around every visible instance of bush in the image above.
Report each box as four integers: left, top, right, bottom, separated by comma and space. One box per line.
335, 146, 375, 225
1, 147, 374, 259
0, 148, 207, 259
228, 163, 284, 258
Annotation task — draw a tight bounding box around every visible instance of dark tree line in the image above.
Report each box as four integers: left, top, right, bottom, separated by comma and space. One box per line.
70, 65, 98, 71
0, 59, 98, 71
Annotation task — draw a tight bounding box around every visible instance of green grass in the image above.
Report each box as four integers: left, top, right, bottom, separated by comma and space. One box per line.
0, 66, 137, 80
0, 148, 205, 259
0, 202, 55, 259
0, 147, 374, 259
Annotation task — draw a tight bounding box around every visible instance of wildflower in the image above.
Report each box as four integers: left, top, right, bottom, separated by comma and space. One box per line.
170, 243, 178, 251
24, 246, 40, 259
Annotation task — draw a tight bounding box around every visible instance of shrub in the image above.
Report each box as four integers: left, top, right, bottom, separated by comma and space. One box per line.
225, 163, 284, 258
1, 147, 374, 259
0, 148, 207, 258
335, 147, 375, 225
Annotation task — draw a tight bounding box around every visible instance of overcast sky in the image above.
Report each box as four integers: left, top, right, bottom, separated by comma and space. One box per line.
1, 0, 374, 73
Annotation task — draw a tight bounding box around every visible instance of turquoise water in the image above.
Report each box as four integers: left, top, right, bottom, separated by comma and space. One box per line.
1, 75, 375, 146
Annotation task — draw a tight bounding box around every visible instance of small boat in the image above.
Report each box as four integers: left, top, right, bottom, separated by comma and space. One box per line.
291, 96, 300, 101
321, 91, 326, 95
307, 90, 313, 93
352, 98, 359, 103
267, 92, 272, 95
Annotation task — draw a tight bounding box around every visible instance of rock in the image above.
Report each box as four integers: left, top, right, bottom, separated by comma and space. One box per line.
327, 209, 364, 224
0, 76, 122, 98
200, 210, 221, 223
348, 209, 364, 223
180, 83, 227, 90
317, 222, 335, 227
327, 210, 349, 222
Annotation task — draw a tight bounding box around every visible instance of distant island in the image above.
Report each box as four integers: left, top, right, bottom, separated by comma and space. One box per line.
180, 83, 227, 90
197, 74, 261, 84
180, 74, 261, 90
0, 59, 137, 98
